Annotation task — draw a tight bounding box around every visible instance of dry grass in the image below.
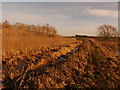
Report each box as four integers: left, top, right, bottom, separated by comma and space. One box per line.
2, 29, 76, 53
2, 39, 119, 89
2, 22, 119, 89
2, 21, 77, 53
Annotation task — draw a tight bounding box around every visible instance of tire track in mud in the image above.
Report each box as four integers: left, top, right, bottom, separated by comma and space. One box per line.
2, 41, 82, 88
17, 44, 82, 88
60, 39, 119, 88
2, 39, 119, 89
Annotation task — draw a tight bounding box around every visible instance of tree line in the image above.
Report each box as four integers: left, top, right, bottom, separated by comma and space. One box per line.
2, 20, 57, 36
1, 20, 118, 39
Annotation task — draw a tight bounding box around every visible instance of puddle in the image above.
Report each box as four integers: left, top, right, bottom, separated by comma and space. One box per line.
44, 45, 80, 68
57, 45, 80, 62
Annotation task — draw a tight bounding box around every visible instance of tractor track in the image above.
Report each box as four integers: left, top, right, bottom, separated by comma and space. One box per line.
2, 41, 82, 88
2, 39, 120, 89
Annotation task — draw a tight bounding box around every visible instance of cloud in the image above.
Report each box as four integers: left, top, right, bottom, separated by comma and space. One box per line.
3, 12, 50, 24
0, 3, 2, 22
2, 0, 119, 2
53, 14, 70, 19
2, 2, 118, 36
3, 11, 70, 25
83, 8, 118, 18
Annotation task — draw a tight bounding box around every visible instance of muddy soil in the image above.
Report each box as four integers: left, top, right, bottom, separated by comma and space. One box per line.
2, 39, 120, 89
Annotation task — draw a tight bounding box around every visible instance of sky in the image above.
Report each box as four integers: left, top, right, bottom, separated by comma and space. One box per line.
1, 0, 119, 2
1, 1, 118, 36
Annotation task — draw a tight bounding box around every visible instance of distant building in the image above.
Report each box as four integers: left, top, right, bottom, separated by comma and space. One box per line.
75, 35, 88, 37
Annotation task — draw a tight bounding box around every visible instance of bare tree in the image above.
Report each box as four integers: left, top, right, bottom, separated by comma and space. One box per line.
98, 24, 118, 39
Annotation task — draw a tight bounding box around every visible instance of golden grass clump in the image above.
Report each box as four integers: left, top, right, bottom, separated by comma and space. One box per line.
2, 21, 76, 53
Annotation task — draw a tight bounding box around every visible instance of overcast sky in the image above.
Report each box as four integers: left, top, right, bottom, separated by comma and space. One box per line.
1, 0, 119, 2
2, 1, 118, 36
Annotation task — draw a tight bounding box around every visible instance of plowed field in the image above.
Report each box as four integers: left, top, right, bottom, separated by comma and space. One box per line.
2, 39, 120, 89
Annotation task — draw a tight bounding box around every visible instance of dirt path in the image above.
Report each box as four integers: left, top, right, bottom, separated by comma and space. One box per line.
2, 39, 119, 89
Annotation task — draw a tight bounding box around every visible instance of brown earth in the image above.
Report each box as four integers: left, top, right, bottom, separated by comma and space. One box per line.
2, 39, 120, 89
